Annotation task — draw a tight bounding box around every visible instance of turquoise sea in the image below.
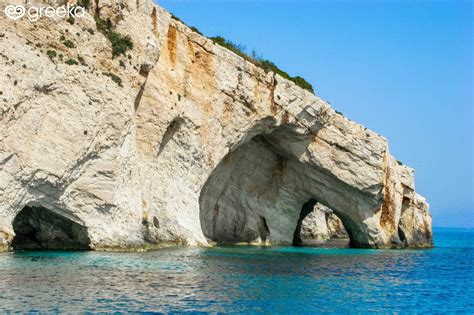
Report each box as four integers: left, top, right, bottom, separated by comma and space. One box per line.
0, 227, 472, 313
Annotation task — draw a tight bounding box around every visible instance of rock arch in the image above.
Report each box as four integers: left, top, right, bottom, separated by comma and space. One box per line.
199, 124, 381, 247
299, 203, 349, 245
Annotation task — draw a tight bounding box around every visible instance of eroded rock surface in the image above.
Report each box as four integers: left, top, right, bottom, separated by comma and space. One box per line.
0, 0, 432, 250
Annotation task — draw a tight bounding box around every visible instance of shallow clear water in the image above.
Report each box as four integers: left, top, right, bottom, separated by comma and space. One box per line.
0, 227, 472, 313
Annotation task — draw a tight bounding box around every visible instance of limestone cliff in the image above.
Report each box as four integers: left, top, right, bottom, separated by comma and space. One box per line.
0, 0, 432, 250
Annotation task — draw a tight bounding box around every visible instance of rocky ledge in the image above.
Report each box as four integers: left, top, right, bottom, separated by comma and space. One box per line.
0, 0, 432, 250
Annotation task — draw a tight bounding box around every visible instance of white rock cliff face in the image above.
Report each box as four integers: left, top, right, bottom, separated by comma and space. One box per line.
0, 0, 433, 250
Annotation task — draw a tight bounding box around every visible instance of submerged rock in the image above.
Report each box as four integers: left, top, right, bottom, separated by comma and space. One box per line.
0, 0, 432, 250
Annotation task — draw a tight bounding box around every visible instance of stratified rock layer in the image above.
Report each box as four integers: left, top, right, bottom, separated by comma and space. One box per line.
0, 0, 432, 250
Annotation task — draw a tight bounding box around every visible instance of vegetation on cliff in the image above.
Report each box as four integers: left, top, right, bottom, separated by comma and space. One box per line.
209, 36, 314, 93
170, 16, 314, 93
94, 15, 133, 57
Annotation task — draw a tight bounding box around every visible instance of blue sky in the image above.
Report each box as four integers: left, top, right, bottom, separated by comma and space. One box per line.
157, 0, 473, 228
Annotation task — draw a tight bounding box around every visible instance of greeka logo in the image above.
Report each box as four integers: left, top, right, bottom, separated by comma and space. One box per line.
4, 4, 86, 21
4, 5, 25, 20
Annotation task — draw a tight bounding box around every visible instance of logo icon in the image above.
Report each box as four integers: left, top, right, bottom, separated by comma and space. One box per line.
4, 5, 25, 20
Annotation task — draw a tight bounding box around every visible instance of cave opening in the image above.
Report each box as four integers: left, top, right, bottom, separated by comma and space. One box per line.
298, 201, 350, 247
11, 206, 91, 250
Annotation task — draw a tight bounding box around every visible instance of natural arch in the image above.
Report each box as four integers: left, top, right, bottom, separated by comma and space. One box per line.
299, 203, 349, 245
11, 206, 91, 250
199, 125, 374, 247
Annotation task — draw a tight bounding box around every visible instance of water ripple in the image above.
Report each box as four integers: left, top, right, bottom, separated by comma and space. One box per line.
0, 228, 472, 312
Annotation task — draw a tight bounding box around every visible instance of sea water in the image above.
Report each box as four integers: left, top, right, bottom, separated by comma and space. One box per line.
0, 227, 472, 313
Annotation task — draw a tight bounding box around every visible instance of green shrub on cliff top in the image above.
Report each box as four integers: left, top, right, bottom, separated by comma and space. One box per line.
170, 14, 203, 36
209, 37, 249, 61
210, 36, 314, 93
